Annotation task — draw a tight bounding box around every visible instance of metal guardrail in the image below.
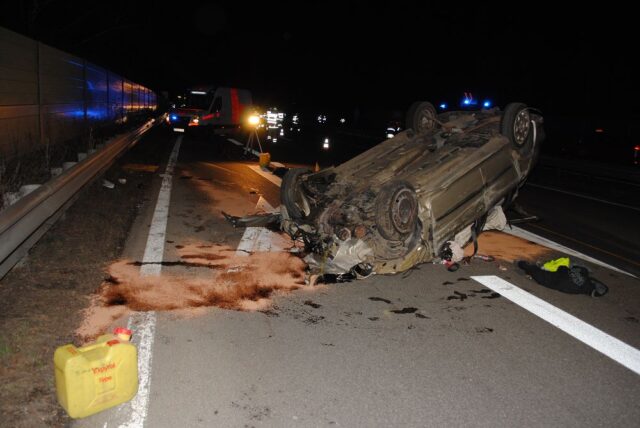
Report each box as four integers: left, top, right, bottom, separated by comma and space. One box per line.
0, 118, 157, 279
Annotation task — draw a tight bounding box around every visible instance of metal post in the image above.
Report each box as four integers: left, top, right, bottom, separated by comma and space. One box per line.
82, 59, 87, 123
106, 72, 109, 120
245, 129, 262, 155
121, 78, 124, 122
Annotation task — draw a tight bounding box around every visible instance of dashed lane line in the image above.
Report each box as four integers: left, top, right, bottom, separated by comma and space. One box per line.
251, 165, 640, 374
472, 275, 640, 376
247, 164, 282, 187
235, 197, 288, 256
239, 149, 640, 375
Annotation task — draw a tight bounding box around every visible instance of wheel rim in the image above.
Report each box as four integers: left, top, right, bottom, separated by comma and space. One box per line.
390, 188, 418, 234
513, 109, 531, 146
416, 109, 435, 133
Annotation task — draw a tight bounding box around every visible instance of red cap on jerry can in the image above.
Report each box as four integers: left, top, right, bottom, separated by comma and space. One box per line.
114, 327, 132, 341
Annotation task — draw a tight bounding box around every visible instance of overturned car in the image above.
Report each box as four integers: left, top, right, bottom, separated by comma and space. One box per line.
279, 101, 544, 276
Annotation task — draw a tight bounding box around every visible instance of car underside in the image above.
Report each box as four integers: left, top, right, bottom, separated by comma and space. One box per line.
279, 102, 544, 277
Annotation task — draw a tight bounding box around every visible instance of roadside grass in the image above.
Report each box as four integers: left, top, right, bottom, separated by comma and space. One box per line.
0, 336, 10, 359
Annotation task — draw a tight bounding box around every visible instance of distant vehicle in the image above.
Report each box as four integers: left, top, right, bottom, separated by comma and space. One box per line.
264, 109, 285, 142
280, 101, 544, 276
167, 86, 252, 135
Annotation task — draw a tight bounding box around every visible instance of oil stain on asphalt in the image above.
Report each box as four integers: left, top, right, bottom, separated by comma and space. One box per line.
390, 307, 418, 314
369, 297, 392, 304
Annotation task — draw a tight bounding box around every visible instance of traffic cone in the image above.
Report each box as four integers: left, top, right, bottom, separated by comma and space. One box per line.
314, 162, 320, 172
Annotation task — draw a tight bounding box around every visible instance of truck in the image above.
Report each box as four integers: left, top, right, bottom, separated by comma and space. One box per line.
167, 86, 252, 136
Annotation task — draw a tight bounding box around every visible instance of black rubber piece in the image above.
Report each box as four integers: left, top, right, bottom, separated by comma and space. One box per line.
280, 168, 312, 219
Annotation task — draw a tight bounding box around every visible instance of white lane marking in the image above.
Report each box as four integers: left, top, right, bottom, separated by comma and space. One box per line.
140, 136, 182, 274
505, 225, 636, 278
120, 135, 182, 428
256, 195, 278, 213
235, 198, 289, 256
527, 183, 640, 212
228, 138, 284, 185
247, 164, 282, 187
472, 275, 640, 376
243, 146, 640, 375
121, 312, 156, 428
235, 227, 278, 256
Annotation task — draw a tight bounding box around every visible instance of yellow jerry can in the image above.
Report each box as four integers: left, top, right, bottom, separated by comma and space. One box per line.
54, 328, 138, 418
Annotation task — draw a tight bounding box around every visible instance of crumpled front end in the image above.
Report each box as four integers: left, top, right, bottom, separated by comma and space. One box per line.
279, 169, 431, 277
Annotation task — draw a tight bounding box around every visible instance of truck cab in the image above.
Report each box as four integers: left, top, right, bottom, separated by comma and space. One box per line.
167, 86, 252, 135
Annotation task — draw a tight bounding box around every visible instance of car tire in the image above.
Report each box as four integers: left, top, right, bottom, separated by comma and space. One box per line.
405, 101, 437, 134
281, 168, 312, 220
375, 181, 419, 241
501, 102, 534, 154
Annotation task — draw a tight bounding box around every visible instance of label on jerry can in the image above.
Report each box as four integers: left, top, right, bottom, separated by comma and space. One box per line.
54, 328, 138, 418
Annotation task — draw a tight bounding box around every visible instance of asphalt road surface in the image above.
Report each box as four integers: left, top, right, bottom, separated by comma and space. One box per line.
515, 183, 640, 278
76, 129, 640, 427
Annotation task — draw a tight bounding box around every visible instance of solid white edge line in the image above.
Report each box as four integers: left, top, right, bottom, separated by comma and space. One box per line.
471, 275, 640, 376
247, 164, 282, 187
504, 225, 636, 278
119, 135, 182, 428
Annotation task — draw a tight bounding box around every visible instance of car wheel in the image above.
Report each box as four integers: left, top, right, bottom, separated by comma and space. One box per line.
405, 101, 437, 134
281, 168, 312, 220
501, 102, 533, 154
375, 181, 419, 241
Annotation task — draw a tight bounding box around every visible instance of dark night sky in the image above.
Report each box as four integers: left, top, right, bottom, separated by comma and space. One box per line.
2, 1, 637, 118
